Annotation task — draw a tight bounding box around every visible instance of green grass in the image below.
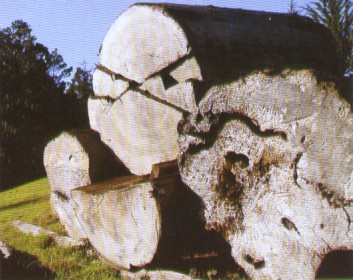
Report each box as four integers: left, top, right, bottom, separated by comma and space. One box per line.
0, 178, 120, 279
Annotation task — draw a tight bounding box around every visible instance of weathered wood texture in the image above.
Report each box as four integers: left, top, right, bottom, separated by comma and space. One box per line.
43, 130, 130, 240
70, 160, 237, 273
88, 93, 182, 175
92, 3, 339, 176
71, 175, 159, 269
178, 70, 353, 279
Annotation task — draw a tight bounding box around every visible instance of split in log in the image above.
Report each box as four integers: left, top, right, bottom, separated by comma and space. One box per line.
87, 92, 182, 175
93, 68, 129, 99
140, 75, 197, 112
91, 3, 340, 178
178, 70, 353, 279
98, 3, 339, 101
43, 129, 130, 240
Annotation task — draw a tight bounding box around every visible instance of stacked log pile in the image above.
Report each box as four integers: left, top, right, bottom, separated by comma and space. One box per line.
44, 3, 353, 279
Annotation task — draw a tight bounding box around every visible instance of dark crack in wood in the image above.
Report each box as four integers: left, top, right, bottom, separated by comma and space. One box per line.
292, 152, 303, 189
245, 255, 265, 269
184, 112, 287, 156
281, 217, 300, 235
53, 191, 69, 202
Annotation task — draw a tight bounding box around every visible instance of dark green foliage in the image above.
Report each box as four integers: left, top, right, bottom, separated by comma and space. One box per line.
0, 20, 89, 188
66, 65, 94, 102
304, 0, 353, 76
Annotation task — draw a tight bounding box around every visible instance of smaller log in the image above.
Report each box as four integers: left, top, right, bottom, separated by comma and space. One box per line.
43, 129, 130, 240
71, 174, 160, 269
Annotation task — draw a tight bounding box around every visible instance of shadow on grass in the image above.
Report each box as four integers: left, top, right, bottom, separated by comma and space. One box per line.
0, 249, 55, 280
0, 198, 45, 211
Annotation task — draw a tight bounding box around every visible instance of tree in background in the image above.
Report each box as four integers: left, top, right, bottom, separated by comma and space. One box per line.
304, 0, 353, 77
0, 20, 88, 188
66, 65, 94, 102
288, 0, 299, 14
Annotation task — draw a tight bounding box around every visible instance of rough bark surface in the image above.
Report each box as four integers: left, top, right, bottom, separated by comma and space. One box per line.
43, 130, 130, 240
88, 92, 182, 175
71, 175, 160, 270
178, 70, 353, 279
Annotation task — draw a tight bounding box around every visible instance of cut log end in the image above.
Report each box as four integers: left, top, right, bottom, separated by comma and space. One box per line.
44, 129, 130, 240
178, 70, 353, 279
71, 176, 160, 269
99, 5, 190, 83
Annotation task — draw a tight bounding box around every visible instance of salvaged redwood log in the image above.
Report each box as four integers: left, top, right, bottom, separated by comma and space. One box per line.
43, 130, 130, 240
91, 3, 340, 176
87, 92, 183, 175
178, 70, 353, 279
71, 174, 159, 269
99, 4, 339, 85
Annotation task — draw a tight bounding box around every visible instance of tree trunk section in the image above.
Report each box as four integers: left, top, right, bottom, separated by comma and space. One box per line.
71, 174, 159, 269
178, 70, 353, 279
43, 129, 130, 240
88, 91, 182, 175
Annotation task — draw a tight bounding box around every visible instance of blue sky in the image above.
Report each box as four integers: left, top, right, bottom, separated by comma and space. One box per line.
0, 0, 312, 78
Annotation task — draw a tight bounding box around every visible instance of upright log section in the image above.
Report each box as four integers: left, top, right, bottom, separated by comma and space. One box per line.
92, 3, 339, 176
44, 130, 130, 240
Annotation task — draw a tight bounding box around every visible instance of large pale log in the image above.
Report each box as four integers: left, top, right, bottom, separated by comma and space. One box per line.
88, 90, 182, 175
178, 70, 353, 279
92, 3, 339, 177
99, 3, 338, 87
43, 130, 130, 240
71, 175, 159, 269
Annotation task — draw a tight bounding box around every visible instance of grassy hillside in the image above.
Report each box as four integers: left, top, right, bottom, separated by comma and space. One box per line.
0, 178, 120, 279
